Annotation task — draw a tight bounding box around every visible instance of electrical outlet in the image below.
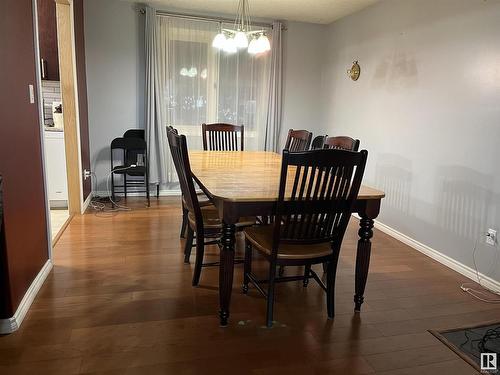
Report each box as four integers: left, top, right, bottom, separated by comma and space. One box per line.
83, 169, 91, 180
486, 229, 497, 246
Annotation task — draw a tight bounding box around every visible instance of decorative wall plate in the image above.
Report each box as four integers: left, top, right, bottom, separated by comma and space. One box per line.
348, 61, 360, 81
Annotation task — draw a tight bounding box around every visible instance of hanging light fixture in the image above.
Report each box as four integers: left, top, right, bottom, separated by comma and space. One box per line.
212, 0, 271, 55
212, 24, 227, 49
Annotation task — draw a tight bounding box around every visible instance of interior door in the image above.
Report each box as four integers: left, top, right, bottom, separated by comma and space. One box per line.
0, 0, 50, 318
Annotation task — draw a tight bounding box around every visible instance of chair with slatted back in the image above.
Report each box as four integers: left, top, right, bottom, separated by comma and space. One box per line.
284, 129, 312, 152
168, 126, 213, 240
242, 148, 368, 327
324, 136, 360, 151
202, 123, 244, 151
167, 127, 255, 286
311, 135, 327, 150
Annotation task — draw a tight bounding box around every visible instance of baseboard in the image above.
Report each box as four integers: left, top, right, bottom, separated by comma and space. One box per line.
372, 219, 500, 294
93, 190, 182, 197
52, 214, 73, 247
81, 192, 93, 213
0, 259, 53, 334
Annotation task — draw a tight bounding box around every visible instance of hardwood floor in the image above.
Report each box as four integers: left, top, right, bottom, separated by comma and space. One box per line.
0, 197, 494, 374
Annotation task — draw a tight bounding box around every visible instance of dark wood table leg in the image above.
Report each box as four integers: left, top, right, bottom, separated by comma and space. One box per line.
219, 222, 236, 327
354, 199, 381, 312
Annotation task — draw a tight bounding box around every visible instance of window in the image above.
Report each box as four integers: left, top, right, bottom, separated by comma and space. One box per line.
158, 16, 271, 150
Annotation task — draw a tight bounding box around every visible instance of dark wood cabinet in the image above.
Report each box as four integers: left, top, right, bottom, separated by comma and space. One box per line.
37, 0, 59, 81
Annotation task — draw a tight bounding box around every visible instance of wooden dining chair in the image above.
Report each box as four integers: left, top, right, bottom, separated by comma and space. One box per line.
167, 127, 212, 239
324, 136, 360, 151
284, 129, 313, 151
167, 127, 255, 286
242, 148, 368, 327
202, 123, 244, 151
311, 135, 327, 150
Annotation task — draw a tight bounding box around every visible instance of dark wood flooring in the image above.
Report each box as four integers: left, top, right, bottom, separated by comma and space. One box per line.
1, 197, 494, 374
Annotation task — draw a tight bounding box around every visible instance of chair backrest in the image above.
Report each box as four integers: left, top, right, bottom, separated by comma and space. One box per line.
284, 129, 312, 152
124, 129, 145, 139
271, 148, 368, 257
111, 137, 147, 167
324, 136, 360, 151
167, 127, 203, 231
311, 135, 327, 150
202, 123, 244, 151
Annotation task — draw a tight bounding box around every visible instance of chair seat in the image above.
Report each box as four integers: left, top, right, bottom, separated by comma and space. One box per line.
188, 205, 255, 231
182, 192, 212, 208
112, 165, 146, 176
244, 225, 333, 260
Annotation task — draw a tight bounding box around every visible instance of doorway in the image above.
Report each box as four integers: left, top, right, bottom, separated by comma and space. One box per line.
36, 0, 83, 244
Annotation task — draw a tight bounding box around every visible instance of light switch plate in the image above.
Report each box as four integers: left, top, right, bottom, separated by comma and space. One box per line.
29, 85, 35, 104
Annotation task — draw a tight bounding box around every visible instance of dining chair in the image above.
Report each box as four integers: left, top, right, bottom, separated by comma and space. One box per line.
166, 127, 212, 239
284, 129, 313, 151
202, 123, 244, 151
167, 127, 255, 286
110, 137, 150, 207
311, 135, 327, 150
324, 136, 360, 151
242, 148, 368, 327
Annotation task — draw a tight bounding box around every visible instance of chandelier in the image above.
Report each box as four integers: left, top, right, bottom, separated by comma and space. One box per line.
212, 0, 271, 55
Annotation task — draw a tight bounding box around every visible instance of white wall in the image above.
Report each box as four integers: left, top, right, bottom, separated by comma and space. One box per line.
85, 0, 145, 191
320, 0, 500, 282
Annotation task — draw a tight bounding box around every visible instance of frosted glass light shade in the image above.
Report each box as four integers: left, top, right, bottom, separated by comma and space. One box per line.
234, 31, 249, 48
257, 34, 271, 52
223, 37, 237, 54
248, 37, 259, 54
212, 33, 226, 49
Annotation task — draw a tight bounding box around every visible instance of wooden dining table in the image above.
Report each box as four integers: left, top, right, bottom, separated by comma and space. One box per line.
189, 151, 385, 326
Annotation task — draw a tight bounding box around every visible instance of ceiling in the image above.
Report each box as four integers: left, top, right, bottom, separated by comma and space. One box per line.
136, 0, 381, 24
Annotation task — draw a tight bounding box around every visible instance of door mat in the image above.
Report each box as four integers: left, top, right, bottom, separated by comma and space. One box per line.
430, 321, 500, 373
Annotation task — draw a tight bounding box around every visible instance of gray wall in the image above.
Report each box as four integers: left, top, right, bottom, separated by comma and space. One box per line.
85, 0, 145, 191
84, 0, 325, 190
281, 21, 327, 146
319, 0, 500, 282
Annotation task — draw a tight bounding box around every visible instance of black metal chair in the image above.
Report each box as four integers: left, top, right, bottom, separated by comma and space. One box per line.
284, 129, 312, 151
311, 135, 327, 150
110, 137, 150, 207
242, 148, 368, 327
124, 129, 161, 198
123, 129, 145, 139
167, 127, 255, 286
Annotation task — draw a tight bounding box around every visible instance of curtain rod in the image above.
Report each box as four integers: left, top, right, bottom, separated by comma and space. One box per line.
137, 7, 286, 30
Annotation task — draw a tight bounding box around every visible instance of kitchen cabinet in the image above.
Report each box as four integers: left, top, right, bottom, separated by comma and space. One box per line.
37, 0, 59, 81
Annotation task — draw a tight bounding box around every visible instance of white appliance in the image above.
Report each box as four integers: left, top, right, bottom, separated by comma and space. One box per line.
44, 130, 68, 207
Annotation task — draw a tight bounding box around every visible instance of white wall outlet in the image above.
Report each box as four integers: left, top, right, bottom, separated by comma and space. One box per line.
83, 169, 91, 180
486, 229, 497, 246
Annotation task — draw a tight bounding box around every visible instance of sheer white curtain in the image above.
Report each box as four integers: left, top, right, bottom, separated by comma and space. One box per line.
264, 21, 283, 152
145, 6, 170, 186
218, 22, 271, 150
152, 15, 272, 183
